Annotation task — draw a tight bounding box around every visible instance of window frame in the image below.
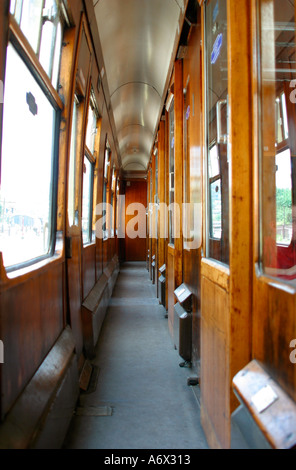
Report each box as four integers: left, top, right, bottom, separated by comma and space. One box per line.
9, 0, 67, 89
81, 90, 99, 246
1, 13, 63, 273
103, 139, 111, 240
257, 0, 296, 283
82, 149, 95, 245
168, 97, 175, 246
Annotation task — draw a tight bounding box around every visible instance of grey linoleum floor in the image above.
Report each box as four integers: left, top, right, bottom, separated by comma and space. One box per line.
63, 261, 209, 450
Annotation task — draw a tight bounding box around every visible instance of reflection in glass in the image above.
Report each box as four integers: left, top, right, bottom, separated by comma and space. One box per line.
259, 0, 296, 281
205, 0, 229, 264
210, 179, 222, 240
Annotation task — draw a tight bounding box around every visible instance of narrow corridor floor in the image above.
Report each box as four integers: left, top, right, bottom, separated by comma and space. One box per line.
63, 262, 209, 450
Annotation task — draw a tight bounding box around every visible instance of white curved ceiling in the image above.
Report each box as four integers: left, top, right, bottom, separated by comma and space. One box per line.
93, 0, 186, 172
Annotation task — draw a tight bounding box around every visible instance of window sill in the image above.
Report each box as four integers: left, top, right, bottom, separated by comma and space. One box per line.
0, 251, 64, 290
0, 233, 64, 289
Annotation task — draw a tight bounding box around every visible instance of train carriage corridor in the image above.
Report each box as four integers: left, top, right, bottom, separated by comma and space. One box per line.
1, 0, 296, 451
63, 262, 209, 449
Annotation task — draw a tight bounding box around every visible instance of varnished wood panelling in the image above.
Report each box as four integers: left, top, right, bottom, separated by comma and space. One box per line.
253, 280, 296, 402
167, 244, 175, 339
0, 263, 64, 418
173, 59, 183, 290
158, 121, 166, 271
228, 0, 252, 406
67, 235, 83, 358
82, 244, 96, 300
200, 258, 229, 291
182, 13, 203, 372
201, 275, 230, 448
125, 180, 147, 261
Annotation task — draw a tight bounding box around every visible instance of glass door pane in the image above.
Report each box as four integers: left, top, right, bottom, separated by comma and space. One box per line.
259, 0, 296, 282
205, 0, 229, 264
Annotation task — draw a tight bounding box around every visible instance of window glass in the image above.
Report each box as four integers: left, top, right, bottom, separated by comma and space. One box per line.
116, 179, 120, 236
210, 179, 222, 239
155, 150, 158, 204
20, 0, 44, 53
102, 145, 110, 239
10, 0, 17, 15
259, 0, 296, 281
11, 0, 63, 89
11, 0, 24, 23
205, 0, 229, 264
82, 156, 94, 245
0, 43, 57, 268
86, 102, 97, 154
68, 96, 79, 227
276, 149, 292, 246
51, 21, 62, 89
169, 99, 175, 245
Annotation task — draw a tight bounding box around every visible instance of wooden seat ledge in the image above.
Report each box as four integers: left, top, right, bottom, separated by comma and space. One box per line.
82, 273, 108, 313
233, 359, 296, 449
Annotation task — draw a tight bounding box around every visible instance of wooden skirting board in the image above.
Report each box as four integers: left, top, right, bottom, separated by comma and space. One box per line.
81, 255, 119, 358
0, 326, 79, 449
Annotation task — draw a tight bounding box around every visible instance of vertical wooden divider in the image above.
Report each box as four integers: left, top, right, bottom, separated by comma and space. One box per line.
174, 59, 184, 289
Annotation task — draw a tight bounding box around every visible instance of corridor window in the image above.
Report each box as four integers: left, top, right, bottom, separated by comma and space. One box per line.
82, 155, 94, 245
209, 145, 222, 240
85, 95, 97, 155
10, 0, 64, 89
258, 0, 296, 281
0, 43, 59, 269
205, 0, 229, 265
169, 99, 175, 245
82, 92, 98, 245
103, 143, 111, 239
109, 168, 116, 238
68, 95, 80, 227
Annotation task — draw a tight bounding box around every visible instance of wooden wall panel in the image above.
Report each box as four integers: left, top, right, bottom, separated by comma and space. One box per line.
173, 59, 183, 290
228, 0, 252, 411
157, 121, 166, 271
82, 244, 96, 300
167, 245, 175, 339
0, 263, 64, 417
125, 180, 147, 261
182, 13, 203, 373
253, 283, 296, 401
200, 274, 230, 449
0, 0, 120, 427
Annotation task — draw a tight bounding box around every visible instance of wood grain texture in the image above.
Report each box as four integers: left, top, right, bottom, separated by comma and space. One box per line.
228, 0, 253, 412
233, 360, 296, 448
201, 275, 230, 448
182, 16, 203, 372
167, 245, 175, 339
0, 263, 64, 418
125, 180, 148, 261
251, 0, 296, 404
